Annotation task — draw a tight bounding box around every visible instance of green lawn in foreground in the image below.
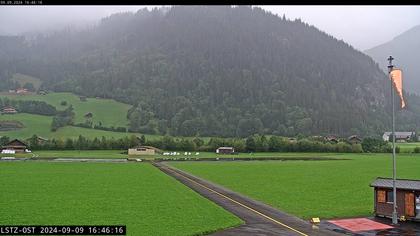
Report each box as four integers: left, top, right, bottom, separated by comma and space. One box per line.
171, 153, 420, 219
0, 162, 241, 235
1, 92, 131, 127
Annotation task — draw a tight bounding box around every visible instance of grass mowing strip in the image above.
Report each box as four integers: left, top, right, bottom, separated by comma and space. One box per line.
0, 162, 242, 235
171, 153, 420, 220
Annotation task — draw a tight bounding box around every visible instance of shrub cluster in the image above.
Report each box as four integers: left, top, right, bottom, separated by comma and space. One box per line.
361, 137, 394, 153
51, 105, 75, 131
19, 134, 365, 153
72, 123, 127, 133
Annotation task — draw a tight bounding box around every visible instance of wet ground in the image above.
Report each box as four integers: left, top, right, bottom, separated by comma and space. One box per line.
155, 162, 341, 236
321, 217, 420, 235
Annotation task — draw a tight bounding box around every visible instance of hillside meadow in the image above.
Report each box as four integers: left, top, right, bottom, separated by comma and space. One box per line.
1, 92, 131, 128
11, 73, 42, 90
0, 162, 242, 235
0, 113, 164, 140
171, 153, 420, 219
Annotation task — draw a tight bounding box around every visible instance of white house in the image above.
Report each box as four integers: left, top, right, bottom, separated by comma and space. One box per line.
382, 132, 415, 142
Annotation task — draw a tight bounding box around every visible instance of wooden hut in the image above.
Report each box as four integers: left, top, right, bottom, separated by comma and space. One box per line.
348, 135, 362, 144
2, 139, 28, 153
1, 106, 17, 114
370, 177, 420, 221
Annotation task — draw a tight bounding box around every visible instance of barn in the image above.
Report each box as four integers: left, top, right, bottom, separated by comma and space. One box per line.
2, 139, 28, 153
348, 135, 362, 144
370, 177, 420, 221
382, 132, 415, 142
128, 146, 156, 155
216, 147, 235, 154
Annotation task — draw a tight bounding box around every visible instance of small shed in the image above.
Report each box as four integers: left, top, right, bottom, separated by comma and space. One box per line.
128, 146, 156, 155
16, 88, 28, 94
370, 177, 420, 221
1, 106, 17, 114
2, 139, 28, 153
216, 147, 235, 154
348, 135, 362, 144
325, 135, 339, 143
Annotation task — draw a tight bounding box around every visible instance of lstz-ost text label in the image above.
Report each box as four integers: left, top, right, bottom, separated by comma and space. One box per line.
0, 226, 126, 235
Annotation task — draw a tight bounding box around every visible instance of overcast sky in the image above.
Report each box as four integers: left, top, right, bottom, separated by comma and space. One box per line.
0, 5, 419, 50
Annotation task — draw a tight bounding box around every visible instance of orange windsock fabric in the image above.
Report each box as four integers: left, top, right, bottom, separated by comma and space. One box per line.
390, 69, 406, 108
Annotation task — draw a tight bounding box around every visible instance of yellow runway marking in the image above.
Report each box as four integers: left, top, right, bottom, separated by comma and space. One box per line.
163, 166, 309, 236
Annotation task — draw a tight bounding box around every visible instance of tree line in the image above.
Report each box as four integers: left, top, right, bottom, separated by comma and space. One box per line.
0, 134, 398, 153
0, 97, 56, 116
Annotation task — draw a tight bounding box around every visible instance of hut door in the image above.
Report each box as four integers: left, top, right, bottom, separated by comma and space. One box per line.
405, 193, 415, 217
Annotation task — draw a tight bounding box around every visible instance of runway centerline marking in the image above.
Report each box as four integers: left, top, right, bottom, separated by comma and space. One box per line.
162, 165, 309, 236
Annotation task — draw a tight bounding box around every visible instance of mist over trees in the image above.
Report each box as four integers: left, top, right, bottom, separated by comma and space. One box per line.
1, 6, 420, 137
366, 25, 420, 95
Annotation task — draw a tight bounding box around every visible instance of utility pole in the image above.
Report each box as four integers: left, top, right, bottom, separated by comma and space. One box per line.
387, 55, 398, 225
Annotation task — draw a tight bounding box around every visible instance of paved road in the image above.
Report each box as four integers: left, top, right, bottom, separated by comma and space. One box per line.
50, 158, 127, 163
154, 162, 342, 236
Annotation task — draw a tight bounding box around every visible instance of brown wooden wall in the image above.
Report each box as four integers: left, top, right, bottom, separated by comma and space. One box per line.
374, 187, 418, 219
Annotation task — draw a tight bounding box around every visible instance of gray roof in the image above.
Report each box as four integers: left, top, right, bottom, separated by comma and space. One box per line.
370, 177, 420, 191
383, 132, 414, 136
217, 147, 234, 149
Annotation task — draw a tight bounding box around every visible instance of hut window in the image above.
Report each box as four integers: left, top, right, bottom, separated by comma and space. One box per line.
377, 190, 386, 203
386, 191, 394, 203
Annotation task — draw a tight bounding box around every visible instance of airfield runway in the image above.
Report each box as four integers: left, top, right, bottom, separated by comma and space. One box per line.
154, 162, 341, 236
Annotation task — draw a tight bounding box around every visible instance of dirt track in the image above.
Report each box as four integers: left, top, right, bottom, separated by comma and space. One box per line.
154, 162, 342, 236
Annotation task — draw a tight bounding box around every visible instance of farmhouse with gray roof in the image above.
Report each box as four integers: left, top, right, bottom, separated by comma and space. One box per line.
382, 131, 416, 142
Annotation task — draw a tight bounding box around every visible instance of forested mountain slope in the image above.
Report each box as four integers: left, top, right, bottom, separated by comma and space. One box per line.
1, 6, 418, 137
366, 25, 420, 95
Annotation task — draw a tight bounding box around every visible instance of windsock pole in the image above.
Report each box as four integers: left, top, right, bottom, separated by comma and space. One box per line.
387, 55, 398, 225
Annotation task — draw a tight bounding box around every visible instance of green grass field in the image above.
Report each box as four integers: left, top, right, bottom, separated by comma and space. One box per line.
0, 113, 164, 140
12, 73, 42, 90
397, 142, 420, 152
0, 150, 127, 159
0, 162, 241, 235
171, 153, 420, 220
1, 92, 131, 127
33, 150, 128, 158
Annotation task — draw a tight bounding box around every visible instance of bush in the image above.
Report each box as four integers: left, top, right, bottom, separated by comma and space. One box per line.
60, 101, 67, 106
351, 144, 363, 153
93, 124, 127, 133
73, 123, 92, 129
361, 137, 391, 153
414, 147, 420, 153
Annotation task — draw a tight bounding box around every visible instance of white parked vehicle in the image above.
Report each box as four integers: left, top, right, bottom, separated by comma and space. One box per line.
1, 149, 15, 154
